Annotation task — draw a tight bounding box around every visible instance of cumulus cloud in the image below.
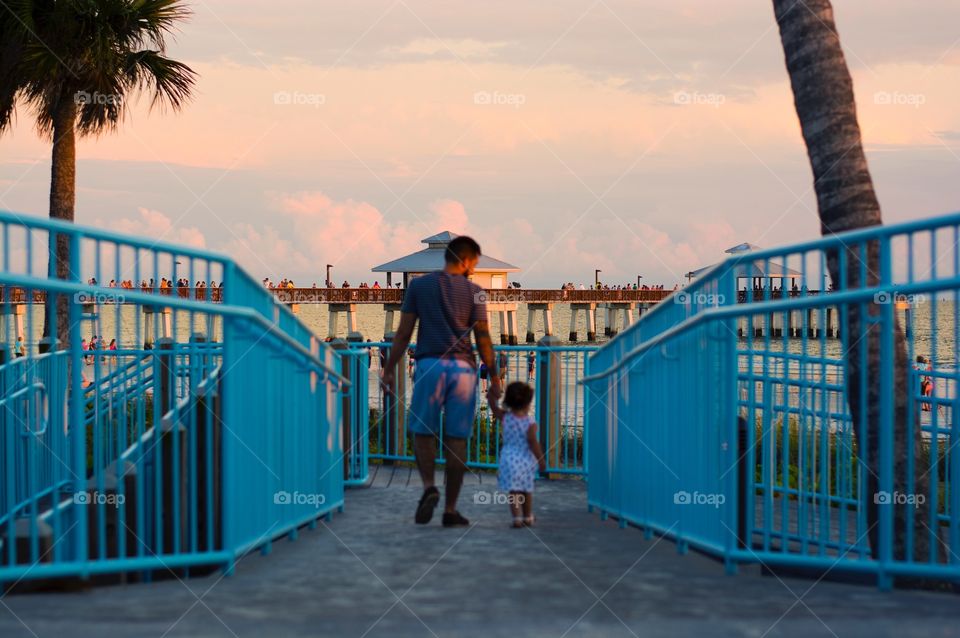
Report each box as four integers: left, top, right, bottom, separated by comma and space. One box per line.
110, 208, 207, 249
222, 190, 726, 287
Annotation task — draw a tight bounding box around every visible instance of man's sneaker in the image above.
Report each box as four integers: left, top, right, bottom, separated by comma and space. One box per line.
415, 487, 440, 524
442, 511, 470, 527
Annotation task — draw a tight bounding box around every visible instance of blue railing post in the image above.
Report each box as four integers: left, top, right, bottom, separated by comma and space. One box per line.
537, 336, 561, 475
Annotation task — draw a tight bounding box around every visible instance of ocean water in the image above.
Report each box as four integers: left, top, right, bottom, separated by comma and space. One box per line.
3, 302, 629, 348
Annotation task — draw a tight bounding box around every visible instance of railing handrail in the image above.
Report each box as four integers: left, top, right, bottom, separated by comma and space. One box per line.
0, 209, 231, 265
723, 210, 960, 265
585, 269, 960, 383
0, 271, 350, 389
587, 211, 960, 376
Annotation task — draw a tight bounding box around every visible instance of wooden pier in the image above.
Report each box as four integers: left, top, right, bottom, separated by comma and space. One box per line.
1, 286, 844, 343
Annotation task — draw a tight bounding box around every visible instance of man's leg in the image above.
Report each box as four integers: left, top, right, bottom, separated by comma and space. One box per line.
414, 434, 437, 488
442, 436, 467, 514
408, 358, 444, 523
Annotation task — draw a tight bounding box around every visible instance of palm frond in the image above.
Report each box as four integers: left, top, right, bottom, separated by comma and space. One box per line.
122, 49, 196, 111
0, 0, 196, 139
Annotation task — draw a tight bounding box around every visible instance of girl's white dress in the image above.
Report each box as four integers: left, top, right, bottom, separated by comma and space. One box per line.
497, 413, 539, 492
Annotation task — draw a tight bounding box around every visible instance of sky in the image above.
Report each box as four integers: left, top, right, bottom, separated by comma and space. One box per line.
1, 0, 959, 288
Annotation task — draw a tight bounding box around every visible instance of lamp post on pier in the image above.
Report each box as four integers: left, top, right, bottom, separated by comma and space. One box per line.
326, 264, 333, 288
595, 269, 601, 290
637, 274, 642, 289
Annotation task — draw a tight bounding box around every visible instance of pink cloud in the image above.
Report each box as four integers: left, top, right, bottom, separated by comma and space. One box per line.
109, 208, 207, 249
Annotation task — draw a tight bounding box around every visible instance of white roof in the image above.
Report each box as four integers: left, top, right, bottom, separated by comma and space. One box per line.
372, 231, 520, 273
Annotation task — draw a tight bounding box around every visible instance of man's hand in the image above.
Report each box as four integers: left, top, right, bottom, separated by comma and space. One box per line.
487, 376, 503, 403
381, 368, 395, 392
487, 378, 504, 420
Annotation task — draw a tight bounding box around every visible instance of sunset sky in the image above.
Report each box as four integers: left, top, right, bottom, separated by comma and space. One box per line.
1, 0, 959, 287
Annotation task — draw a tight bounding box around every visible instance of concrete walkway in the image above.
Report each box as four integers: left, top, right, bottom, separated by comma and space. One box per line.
2, 466, 960, 637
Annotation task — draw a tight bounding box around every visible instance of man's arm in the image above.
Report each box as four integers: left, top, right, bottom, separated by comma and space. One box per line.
382, 312, 416, 382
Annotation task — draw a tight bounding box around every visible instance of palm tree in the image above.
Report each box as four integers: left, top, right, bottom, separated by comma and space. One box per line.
773, 0, 932, 571
0, 0, 196, 348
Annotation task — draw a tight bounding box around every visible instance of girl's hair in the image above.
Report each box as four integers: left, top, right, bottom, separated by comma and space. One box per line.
503, 381, 534, 411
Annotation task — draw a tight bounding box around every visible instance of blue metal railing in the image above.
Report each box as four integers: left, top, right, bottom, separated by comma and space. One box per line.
346, 341, 596, 476
585, 211, 960, 588
0, 210, 348, 584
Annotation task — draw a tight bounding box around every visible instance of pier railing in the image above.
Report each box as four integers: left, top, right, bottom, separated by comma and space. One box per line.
585, 212, 960, 589
0, 211, 347, 585
0, 286, 675, 305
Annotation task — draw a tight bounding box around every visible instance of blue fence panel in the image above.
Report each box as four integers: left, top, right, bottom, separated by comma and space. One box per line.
585, 212, 960, 588
348, 342, 596, 476
0, 210, 348, 584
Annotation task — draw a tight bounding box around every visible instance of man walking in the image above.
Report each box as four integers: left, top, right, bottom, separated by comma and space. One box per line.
381, 236, 501, 527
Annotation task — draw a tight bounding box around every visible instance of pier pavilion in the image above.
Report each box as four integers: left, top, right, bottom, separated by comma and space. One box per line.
371, 231, 526, 341
686, 242, 839, 339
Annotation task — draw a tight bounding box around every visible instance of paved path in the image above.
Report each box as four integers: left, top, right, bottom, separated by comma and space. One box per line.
2, 466, 960, 638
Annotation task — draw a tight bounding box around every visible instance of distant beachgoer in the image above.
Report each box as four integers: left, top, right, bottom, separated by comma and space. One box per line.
372, 281, 381, 289
495, 381, 545, 528
15, 336, 25, 357
498, 351, 508, 384
915, 356, 934, 411
527, 352, 535, 380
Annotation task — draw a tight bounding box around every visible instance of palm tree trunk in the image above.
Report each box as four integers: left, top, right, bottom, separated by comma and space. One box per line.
42, 98, 77, 350
773, 0, 933, 569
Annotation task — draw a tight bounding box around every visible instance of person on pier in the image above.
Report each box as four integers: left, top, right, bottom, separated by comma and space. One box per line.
381, 235, 501, 527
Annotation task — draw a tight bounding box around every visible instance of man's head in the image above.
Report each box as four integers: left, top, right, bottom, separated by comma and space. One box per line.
444, 236, 481, 276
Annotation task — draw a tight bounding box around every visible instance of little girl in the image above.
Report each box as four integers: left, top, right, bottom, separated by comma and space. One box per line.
496, 381, 546, 528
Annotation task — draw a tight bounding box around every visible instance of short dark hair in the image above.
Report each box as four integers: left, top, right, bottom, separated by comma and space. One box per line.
445, 236, 481, 265
503, 381, 534, 411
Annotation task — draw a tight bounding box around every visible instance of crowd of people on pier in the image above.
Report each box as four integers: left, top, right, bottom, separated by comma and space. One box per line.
255, 278, 683, 292
262, 278, 400, 289
86, 277, 222, 290
559, 282, 677, 291
81, 335, 117, 363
